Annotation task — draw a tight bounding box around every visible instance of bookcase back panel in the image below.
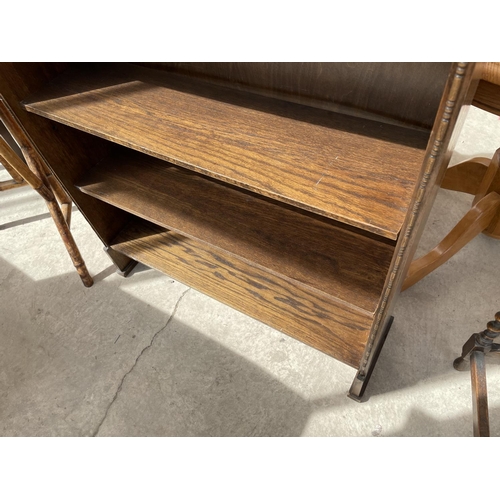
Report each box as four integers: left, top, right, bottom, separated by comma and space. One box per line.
138, 62, 452, 129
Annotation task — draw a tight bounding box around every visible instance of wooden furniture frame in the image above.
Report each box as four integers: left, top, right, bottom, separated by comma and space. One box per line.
0, 95, 93, 287
403, 62, 500, 291
0, 63, 481, 400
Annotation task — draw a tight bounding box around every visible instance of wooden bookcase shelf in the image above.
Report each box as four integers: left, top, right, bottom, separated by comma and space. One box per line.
76, 147, 394, 314
22, 63, 430, 240
0, 62, 479, 400
111, 218, 374, 368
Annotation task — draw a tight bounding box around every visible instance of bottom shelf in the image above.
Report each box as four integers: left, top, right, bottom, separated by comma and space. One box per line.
111, 219, 377, 368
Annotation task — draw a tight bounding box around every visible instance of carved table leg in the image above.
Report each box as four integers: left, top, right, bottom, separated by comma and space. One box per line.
470, 350, 489, 437
453, 312, 500, 437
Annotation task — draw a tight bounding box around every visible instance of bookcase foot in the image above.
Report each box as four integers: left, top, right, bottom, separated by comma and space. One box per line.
104, 246, 137, 277
348, 316, 394, 402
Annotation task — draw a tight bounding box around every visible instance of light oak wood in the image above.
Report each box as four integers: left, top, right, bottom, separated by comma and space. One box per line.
473, 149, 499, 205
112, 219, 374, 368
482, 63, 500, 86
441, 158, 491, 195
0, 178, 26, 191
23, 63, 431, 240
402, 191, 500, 290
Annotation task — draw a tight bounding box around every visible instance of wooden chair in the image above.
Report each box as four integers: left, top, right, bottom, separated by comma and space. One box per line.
402, 62, 500, 291
402, 147, 500, 290
0, 95, 93, 287
401, 63, 500, 436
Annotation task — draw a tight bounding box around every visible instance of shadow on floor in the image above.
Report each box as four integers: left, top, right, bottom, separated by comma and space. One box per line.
0, 256, 344, 436
385, 404, 500, 437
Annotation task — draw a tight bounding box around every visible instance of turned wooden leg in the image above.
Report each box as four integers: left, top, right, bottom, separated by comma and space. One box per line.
453, 312, 500, 437
0, 127, 26, 190
45, 197, 93, 287
470, 350, 489, 437
0, 101, 93, 288
44, 172, 73, 227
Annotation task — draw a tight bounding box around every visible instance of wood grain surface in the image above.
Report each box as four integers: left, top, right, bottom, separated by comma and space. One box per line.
138, 62, 451, 130
112, 219, 374, 368
481, 63, 500, 85
473, 80, 500, 116
77, 148, 395, 313
23, 63, 431, 239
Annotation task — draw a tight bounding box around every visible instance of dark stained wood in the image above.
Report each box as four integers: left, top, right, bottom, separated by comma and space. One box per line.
137, 63, 452, 130
77, 148, 395, 313
112, 219, 374, 368
23, 63, 431, 240
3, 62, 478, 399
470, 351, 490, 437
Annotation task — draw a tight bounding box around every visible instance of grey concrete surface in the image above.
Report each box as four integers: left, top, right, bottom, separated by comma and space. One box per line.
0, 106, 499, 437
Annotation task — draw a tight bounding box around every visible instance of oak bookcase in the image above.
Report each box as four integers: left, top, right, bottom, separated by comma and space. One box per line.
0, 63, 480, 400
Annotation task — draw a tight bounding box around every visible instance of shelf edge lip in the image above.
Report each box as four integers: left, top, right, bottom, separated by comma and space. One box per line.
22, 102, 404, 241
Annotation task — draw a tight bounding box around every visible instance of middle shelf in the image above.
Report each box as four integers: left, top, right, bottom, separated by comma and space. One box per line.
76, 147, 395, 315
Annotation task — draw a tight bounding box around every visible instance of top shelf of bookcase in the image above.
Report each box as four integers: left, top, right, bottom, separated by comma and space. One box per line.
23, 62, 430, 239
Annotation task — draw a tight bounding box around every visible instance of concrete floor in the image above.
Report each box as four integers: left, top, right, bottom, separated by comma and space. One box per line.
0, 106, 499, 437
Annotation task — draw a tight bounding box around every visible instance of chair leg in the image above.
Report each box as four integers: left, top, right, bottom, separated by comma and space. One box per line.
45, 173, 73, 227
0, 96, 93, 287
45, 197, 93, 287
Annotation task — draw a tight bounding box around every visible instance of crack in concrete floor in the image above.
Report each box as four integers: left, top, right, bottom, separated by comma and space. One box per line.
93, 288, 190, 436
